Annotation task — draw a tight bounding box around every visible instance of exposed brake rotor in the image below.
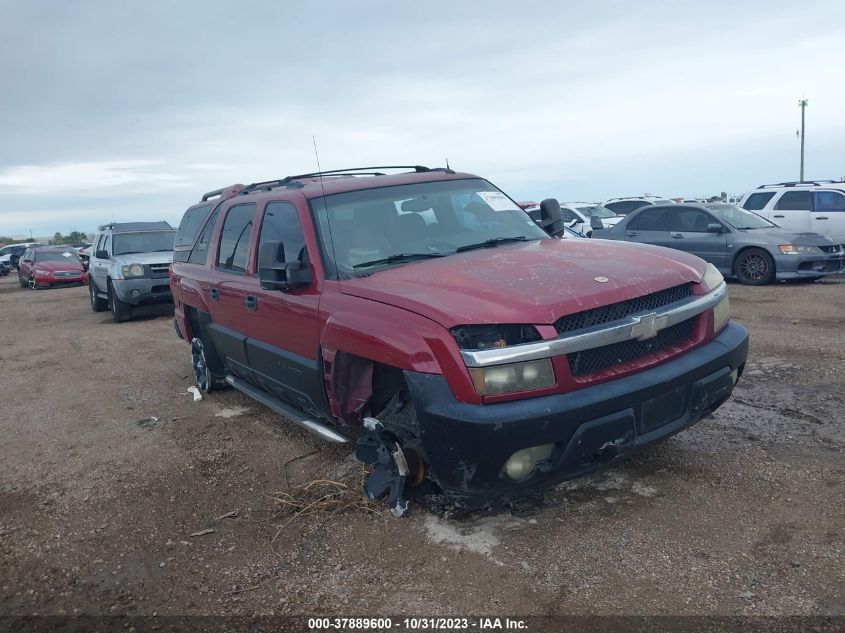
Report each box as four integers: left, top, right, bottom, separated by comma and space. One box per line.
355, 417, 411, 517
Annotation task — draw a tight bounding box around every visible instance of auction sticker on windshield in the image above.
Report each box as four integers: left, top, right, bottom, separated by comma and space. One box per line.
477, 191, 520, 211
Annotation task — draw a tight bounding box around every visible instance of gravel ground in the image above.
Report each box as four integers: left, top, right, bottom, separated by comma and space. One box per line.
0, 273, 842, 617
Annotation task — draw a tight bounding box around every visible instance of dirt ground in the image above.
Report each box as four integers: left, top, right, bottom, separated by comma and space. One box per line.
0, 272, 842, 618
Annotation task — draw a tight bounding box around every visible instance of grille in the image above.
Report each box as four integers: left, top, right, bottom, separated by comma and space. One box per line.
53, 271, 82, 278
148, 263, 170, 278
568, 317, 697, 376
555, 284, 693, 334
819, 245, 841, 254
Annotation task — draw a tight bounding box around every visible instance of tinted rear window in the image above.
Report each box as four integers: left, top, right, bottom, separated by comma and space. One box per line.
742, 192, 775, 211
175, 204, 212, 248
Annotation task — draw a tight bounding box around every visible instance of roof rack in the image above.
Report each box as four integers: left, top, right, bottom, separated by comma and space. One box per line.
756, 180, 840, 189
102, 221, 175, 233
200, 183, 246, 202
237, 165, 455, 195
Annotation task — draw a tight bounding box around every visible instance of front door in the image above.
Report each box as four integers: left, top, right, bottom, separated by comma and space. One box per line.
207, 202, 258, 382
89, 233, 111, 292
670, 207, 728, 269
245, 201, 323, 415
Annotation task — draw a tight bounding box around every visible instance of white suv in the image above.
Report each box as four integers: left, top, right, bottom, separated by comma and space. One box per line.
603, 196, 674, 216
559, 202, 624, 235
740, 181, 845, 247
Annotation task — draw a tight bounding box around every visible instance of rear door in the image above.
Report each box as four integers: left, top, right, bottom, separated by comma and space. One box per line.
670, 207, 728, 268
207, 202, 258, 382
771, 190, 812, 233
245, 200, 324, 414
812, 190, 845, 245
623, 206, 672, 247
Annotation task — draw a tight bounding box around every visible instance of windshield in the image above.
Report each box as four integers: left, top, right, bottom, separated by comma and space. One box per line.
113, 231, 176, 255
705, 204, 774, 230
311, 178, 548, 277
576, 205, 617, 218
36, 250, 81, 264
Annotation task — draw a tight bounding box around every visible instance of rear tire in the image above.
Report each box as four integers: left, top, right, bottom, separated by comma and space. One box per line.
189, 315, 227, 392
18, 275, 26, 288
735, 248, 775, 285
108, 280, 132, 322
90, 281, 107, 312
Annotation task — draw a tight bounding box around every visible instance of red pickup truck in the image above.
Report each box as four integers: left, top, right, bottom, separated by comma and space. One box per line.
170, 166, 748, 515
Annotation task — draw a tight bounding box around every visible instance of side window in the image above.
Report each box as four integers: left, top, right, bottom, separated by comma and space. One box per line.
742, 191, 775, 211
216, 203, 256, 273
675, 207, 715, 232
605, 201, 625, 214
742, 192, 775, 211
631, 200, 650, 212
635, 207, 673, 231
775, 191, 812, 211
562, 208, 579, 222
175, 203, 213, 248
187, 209, 220, 265
94, 234, 104, 254
103, 235, 112, 256
257, 202, 308, 265
814, 191, 845, 212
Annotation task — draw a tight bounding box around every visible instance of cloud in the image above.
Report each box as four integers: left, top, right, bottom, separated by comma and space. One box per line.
0, 160, 190, 196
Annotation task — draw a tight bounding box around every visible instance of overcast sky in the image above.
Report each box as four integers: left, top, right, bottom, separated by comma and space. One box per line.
1, 0, 843, 236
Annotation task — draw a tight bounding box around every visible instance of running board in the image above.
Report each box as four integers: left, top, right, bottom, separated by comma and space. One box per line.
224, 374, 349, 443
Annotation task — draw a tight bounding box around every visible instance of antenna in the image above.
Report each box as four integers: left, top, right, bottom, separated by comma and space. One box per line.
313, 135, 339, 269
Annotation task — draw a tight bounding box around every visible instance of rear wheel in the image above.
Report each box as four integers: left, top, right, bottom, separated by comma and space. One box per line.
108, 280, 132, 322
189, 315, 227, 392
18, 274, 26, 288
90, 281, 107, 311
735, 248, 775, 285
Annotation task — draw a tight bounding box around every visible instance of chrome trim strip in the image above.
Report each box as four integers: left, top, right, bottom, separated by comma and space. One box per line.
460, 282, 727, 368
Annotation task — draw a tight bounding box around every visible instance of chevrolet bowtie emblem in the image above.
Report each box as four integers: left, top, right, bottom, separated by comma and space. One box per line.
630, 312, 668, 340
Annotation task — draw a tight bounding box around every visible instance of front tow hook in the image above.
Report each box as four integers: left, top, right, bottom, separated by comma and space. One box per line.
355, 417, 409, 517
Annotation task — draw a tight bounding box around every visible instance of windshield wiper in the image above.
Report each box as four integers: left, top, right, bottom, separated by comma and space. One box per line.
456, 236, 528, 253
352, 252, 445, 269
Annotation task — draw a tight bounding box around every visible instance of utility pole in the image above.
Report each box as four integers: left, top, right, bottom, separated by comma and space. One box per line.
798, 99, 808, 181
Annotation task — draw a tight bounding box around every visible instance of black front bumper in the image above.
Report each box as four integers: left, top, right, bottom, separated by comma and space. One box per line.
404, 322, 749, 508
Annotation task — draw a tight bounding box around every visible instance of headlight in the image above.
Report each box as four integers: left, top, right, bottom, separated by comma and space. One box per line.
701, 262, 724, 291
778, 244, 821, 255
34, 268, 50, 276
451, 324, 541, 350
712, 293, 731, 333
468, 358, 555, 396
121, 264, 145, 277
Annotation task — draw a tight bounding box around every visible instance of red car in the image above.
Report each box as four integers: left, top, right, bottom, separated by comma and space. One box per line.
18, 246, 89, 289
171, 166, 748, 514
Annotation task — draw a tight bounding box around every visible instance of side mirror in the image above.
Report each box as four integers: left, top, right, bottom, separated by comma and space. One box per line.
590, 216, 605, 230
706, 223, 724, 233
95, 250, 109, 259
567, 218, 579, 228
539, 198, 565, 236
258, 240, 312, 291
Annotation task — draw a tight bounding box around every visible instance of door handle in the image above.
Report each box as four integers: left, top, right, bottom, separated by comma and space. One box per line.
815, 216, 829, 220
210, 288, 219, 301
773, 214, 785, 218
626, 232, 638, 237
670, 233, 684, 239
245, 295, 257, 311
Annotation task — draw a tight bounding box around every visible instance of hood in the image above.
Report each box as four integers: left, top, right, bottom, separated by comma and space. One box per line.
34, 258, 85, 272
340, 239, 706, 327
115, 251, 174, 265
740, 227, 835, 247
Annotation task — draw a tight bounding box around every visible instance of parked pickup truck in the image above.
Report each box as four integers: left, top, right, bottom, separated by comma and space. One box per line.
171, 166, 748, 515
